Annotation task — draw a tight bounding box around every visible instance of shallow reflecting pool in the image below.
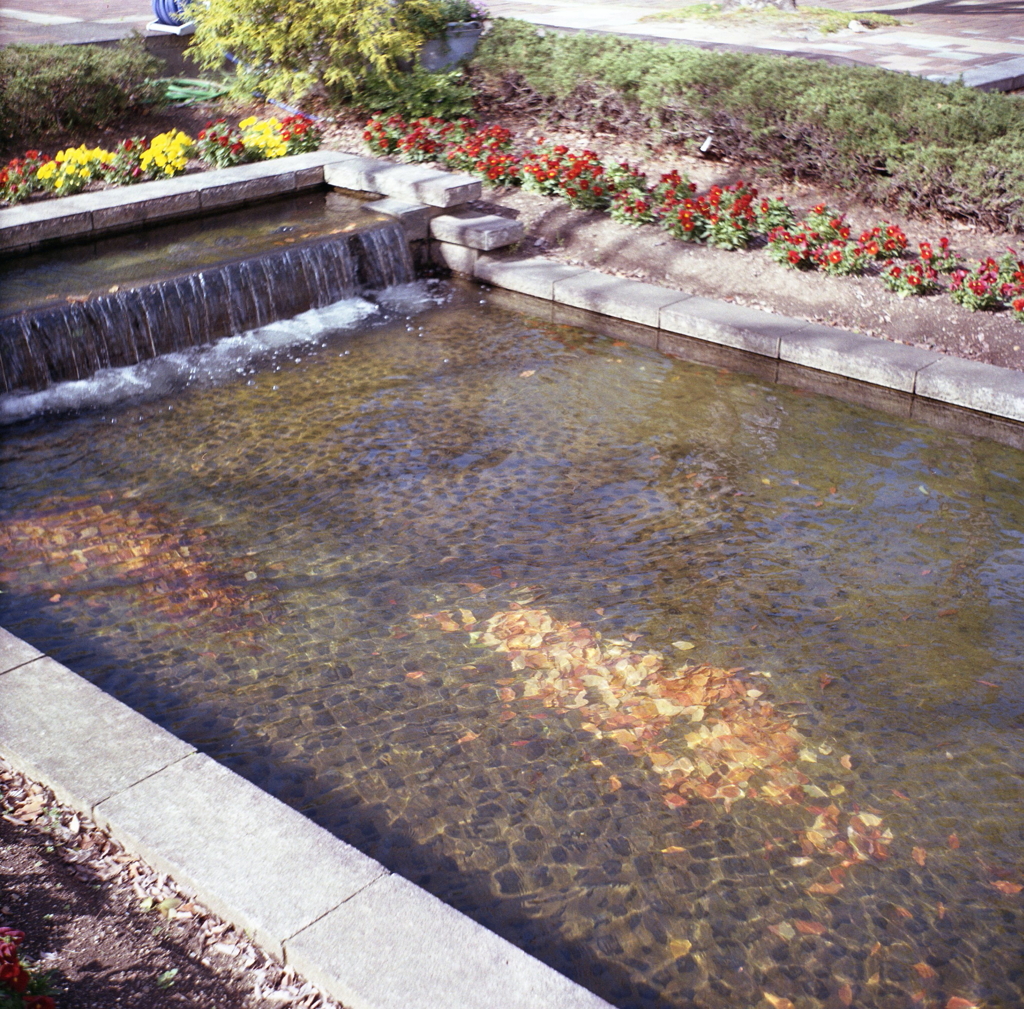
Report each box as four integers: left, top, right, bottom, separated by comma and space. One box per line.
2, 284, 1023, 1009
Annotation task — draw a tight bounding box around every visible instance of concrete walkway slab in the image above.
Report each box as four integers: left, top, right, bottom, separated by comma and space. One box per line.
0, 627, 42, 674
430, 211, 525, 250
475, 255, 589, 299
553, 271, 690, 328
0, 656, 194, 811
95, 752, 387, 959
914, 356, 1024, 422
286, 872, 610, 1009
780, 323, 939, 391
660, 296, 805, 358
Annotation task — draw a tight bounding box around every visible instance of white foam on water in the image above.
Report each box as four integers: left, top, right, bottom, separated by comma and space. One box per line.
0, 296, 381, 424
374, 279, 450, 315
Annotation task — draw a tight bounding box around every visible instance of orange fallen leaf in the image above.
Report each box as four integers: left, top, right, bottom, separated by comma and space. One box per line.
762, 994, 795, 1009
519, 369, 536, 378
460, 582, 486, 594
457, 731, 480, 744
793, 919, 827, 935
948, 833, 960, 850
868, 942, 882, 957
48, 593, 61, 602
936, 902, 946, 920
840, 755, 853, 770
912, 846, 927, 867
661, 846, 686, 854
499, 709, 516, 721
405, 670, 425, 679
913, 962, 938, 979
945, 999, 978, 1009
807, 881, 843, 895
607, 775, 622, 792
991, 880, 1023, 895
894, 905, 913, 919
892, 789, 910, 799
838, 983, 853, 1006
977, 679, 1000, 688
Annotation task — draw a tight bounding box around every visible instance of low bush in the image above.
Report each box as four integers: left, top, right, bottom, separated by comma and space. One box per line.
351, 67, 476, 120
471, 19, 1024, 231
188, 0, 448, 102
0, 36, 161, 140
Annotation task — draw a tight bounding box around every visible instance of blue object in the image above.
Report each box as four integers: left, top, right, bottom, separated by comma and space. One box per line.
152, 0, 189, 26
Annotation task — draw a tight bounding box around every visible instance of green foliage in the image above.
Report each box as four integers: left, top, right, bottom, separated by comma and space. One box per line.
472, 19, 1024, 229
0, 36, 162, 140
187, 0, 448, 102
352, 67, 476, 119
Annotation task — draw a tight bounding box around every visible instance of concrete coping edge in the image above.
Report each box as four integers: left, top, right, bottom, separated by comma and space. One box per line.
0, 151, 364, 253
0, 636, 613, 1009
466, 251, 1024, 429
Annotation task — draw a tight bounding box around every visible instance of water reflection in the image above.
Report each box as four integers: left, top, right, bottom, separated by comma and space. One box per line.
2, 287, 1023, 1009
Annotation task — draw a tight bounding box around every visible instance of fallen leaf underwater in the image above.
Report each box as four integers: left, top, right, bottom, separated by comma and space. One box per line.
415, 603, 1016, 1008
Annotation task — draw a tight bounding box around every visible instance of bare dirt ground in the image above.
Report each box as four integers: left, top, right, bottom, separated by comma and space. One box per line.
0, 759, 340, 1009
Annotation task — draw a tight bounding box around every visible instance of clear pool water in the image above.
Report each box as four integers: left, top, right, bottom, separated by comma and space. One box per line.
2, 283, 1023, 1009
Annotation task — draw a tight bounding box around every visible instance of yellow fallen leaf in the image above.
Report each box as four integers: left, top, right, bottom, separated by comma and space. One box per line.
762, 478, 772, 485
672, 640, 695, 651
668, 939, 692, 958
661, 846, 686, 854
763, 994, 794, 1009
519, 369, 536, 378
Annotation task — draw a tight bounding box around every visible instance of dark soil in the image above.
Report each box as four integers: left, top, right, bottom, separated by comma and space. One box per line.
0, 761, 336, 1009
0, 815, 255, 1008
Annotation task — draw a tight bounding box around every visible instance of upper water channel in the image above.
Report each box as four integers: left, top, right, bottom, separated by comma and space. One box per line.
1, 278, 1022, 1009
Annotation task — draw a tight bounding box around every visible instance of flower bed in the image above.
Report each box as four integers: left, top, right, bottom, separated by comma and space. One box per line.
364, 114, 1024, 326
0, 115, 321, 204
0, 927, 54, 1009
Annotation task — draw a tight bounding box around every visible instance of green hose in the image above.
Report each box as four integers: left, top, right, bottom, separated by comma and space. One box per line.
155, 77, 230, 104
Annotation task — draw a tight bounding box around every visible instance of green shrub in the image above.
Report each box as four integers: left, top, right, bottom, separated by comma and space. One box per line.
350, 67, 476, 118
187, 0, 448, 102
0, 36, 162, 140
471, 20, 1024, 230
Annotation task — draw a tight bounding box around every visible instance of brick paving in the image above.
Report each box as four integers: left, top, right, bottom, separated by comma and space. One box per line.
1, 0, 1023, 86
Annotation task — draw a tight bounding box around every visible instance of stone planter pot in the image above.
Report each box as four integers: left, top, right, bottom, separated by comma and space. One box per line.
419, 21, 485, 71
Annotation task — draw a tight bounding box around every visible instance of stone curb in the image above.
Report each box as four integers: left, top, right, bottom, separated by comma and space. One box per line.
0, 151, 363, 255
468, 254, 1024, 438
0, 632, 612, 1009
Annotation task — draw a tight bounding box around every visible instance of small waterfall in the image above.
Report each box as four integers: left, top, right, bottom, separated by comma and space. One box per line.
0, 221, 413, 394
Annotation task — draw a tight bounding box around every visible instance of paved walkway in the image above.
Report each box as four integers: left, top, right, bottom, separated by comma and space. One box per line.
2, 0, 1023, 88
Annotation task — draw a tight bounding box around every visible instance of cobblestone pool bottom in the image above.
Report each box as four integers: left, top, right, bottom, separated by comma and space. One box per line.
2, 285, 1023, 1009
